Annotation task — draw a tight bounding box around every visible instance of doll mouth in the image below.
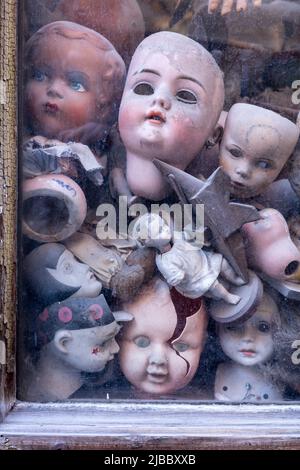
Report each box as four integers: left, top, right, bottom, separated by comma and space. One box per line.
240, 349, 256, 357
146, 110, 166, 124
44, 102, 59, 113
231, 181, 248, 190
147, 372, 168, 383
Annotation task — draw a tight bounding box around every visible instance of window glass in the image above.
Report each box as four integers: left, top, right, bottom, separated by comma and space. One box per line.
19, 0, 300, 403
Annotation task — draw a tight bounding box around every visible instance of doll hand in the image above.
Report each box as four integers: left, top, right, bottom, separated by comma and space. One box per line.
208, 0, 262, 15
58, 122, 108, 145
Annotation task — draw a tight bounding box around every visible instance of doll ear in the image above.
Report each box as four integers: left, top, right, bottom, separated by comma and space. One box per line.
112, 311, 133, 322
54, 330, 73, 354
206, 124, 223, 149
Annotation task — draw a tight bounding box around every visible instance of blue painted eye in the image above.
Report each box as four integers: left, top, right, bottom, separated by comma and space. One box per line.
134, 336, 150, 348
256, 160, 272, 169
69, 80, 86, 92
258, 321, 270, 333
33, 70, 46, 81
173, 342, 189, 352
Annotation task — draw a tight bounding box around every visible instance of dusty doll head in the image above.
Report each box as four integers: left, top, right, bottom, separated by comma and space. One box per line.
118, 31, 224, 200
218, 292, 281, 367
35, 295, 122, 373
118, 277, 208, 396
24, 21, 126, 141
23, 243, 102, 308
219, 103, 300, 199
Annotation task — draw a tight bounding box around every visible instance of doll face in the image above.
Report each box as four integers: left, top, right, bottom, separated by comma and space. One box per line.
218, 294, 278, 366
119, 287, 207, 395
25, 35, 105, 138
47, 249, 102, 298
220, 125, 288, 199
119, 46, 218, 168
219, 105, 298, 199
62, 322, 121, 373
133, 214, 172, 249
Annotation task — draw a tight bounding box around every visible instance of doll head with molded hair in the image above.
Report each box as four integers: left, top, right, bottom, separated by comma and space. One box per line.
24, 21, 126, 142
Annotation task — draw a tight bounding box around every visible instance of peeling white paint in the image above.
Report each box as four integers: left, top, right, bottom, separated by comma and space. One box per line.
0, 339, 6, 365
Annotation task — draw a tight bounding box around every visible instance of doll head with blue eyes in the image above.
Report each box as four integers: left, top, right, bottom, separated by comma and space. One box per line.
24, 21, 125, 142
218, 292, 281, 367
219, 103, 299, 199
118, 277, 208, 396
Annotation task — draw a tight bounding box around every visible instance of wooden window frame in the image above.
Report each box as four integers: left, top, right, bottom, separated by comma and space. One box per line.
0, 0, 299, 450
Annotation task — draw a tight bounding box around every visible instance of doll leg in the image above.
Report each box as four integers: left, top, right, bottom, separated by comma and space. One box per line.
209, 279, 241, 304
220, 258, 245, 286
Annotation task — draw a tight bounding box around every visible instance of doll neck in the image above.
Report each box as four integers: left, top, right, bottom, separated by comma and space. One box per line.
36, 346, 83, 400
126, 152, 172, 201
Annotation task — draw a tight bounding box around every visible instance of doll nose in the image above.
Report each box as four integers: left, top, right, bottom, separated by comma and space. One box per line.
242, 326, 256, 342
47, 79, 64, 99
153, 87, 171, 110
149, 348, 168, 366
235, 162, 251, 179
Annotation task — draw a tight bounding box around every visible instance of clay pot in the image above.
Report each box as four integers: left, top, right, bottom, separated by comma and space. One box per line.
23, 174, 87, 242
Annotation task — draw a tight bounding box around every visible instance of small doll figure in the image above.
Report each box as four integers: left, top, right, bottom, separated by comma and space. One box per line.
118, 277, 208, 396
131, 213, 244, 304
118, 31, 225, 201
23, 295, 132, 401
219, 103, 299, 200
214, 291, 283, 402
23, 243, 102, 309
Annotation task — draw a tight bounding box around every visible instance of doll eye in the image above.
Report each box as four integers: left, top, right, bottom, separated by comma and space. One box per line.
69, 80, 86, 92
133, 82, 154, 95
134, 336, 150, 348
229, 147, 243, 158
173, 342, 189, 352
176, 89, 197, 104
257, 321, 271, 333
255, 160, 273, 170
32, 69, 47, 81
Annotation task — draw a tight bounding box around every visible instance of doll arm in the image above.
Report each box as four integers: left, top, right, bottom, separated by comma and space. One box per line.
208, 0, 261, 15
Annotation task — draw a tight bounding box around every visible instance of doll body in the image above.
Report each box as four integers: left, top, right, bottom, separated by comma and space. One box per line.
132, 213, 244, 304
118, 31, 225, 201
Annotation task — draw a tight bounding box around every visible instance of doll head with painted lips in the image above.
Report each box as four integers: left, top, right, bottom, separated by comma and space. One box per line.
118, 277, 208, 396
118, 31, 225, 201
24, 21, 125, 142
218, 292, 281, 367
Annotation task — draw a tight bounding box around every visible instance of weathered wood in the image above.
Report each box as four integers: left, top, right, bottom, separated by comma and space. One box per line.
0, 0, 17, 422
0, 401, 299, 450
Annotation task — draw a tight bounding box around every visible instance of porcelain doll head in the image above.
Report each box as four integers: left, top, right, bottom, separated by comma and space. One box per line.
36, 295, 128, 372
23, 243, 102, 308
219, 103, 300, 199
119, 31, 225, 200
25, 21, 125, 140
218, 292, 280, 367
118, 277, 208, 396
131, 213, 172, 251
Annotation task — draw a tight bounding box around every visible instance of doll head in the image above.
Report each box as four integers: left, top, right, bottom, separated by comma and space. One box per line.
118, 278, 208, 396
24, 21, 125, 140
131, 213, 172, 251
23, 243, 102, 308
119, 31, 224, 200
218, 292, 280, 367
219, 103, 300, 199
36, 295, 123, 372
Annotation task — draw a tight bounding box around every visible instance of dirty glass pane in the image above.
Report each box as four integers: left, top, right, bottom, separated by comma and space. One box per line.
19, 0, 300, 402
